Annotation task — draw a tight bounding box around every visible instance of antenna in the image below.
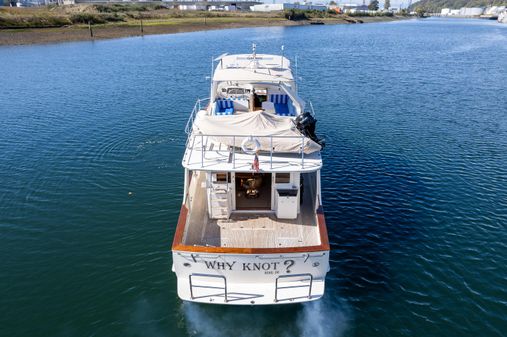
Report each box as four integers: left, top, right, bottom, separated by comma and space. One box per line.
250, 43, 259, 69
210, 56, 214, 79
210, 56, 214, 100
295, 54, 299, 93
281, 45, 285, 68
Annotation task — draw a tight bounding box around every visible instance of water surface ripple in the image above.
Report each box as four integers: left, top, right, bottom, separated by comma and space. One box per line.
1, 18, 506, 337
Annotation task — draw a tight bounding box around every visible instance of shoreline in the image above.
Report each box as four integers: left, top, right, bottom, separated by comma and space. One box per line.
0, 16, 407, 46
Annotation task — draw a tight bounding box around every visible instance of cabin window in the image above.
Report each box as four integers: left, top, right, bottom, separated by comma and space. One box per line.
227, 88, 245, 95
275, 173, 291, 184
215, 173, 230, 182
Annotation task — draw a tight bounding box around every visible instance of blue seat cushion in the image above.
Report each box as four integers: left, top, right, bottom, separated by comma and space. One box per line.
215, 99, 234, 115
274, 103, 290, 116
270, 94, 288, 104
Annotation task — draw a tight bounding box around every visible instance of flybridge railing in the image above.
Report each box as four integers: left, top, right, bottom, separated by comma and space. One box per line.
185, 98, 210, 136
187, 134, 311, 170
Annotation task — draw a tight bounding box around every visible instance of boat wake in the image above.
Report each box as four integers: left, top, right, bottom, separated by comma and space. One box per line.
182, 295, 350, 337
296, 298, 350, 337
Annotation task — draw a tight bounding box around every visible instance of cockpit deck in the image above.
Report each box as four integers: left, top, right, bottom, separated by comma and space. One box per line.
182, 171, 321, 249
200, 213, 319, 248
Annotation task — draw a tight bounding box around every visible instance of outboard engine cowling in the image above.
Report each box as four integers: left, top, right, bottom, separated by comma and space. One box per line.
295, 111, 325, 149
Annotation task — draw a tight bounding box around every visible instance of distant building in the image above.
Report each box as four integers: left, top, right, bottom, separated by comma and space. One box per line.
340, 3, 368, 13
8, 0, 57, 6
161, 1, 257, 11
441, 8, 450, 15
178, 4, 207, 10
441, 7, 485, 17
251, 2, 327, 12
250, 3, 284, 11
459, 7, 484, 16
484, 5, 505, 15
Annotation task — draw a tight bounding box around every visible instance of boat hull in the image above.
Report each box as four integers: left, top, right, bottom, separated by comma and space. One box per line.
172, 250, 329, 305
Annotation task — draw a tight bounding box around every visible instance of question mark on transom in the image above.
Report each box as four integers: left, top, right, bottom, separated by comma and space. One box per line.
284, 260, 295, 273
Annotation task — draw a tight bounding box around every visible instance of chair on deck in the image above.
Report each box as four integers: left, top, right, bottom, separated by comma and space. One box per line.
269, 94, 294, 116
215, 99, 234, 115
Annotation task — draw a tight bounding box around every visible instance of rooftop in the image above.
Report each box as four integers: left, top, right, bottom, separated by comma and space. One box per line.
213, 54, 293, 83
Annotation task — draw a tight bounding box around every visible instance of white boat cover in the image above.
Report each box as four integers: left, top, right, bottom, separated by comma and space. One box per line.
193, 111, 321, 154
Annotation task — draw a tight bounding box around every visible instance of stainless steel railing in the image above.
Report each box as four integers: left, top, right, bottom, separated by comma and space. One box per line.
188, 134, 309, 170
185, 98, 210, 136
189, 273, 228, 303
275, 273, 313, 303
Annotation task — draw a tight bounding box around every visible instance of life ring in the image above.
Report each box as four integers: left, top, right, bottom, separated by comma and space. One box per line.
241, 136, 261, 155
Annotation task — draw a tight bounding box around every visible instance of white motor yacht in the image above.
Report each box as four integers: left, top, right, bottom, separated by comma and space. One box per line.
172, 46, 329, 305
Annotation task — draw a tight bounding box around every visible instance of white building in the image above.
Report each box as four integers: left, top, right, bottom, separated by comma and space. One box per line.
250, 3, 284, 11
459, 7, 484, 16
441, 8, 450, 15
484, 6, 506, 15
251, 2, 327, 12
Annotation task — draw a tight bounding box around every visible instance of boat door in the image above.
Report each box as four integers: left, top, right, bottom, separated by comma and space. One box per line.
234, 173, 272, 210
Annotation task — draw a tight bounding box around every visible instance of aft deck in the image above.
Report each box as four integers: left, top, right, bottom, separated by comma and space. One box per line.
182, 171, 321, 249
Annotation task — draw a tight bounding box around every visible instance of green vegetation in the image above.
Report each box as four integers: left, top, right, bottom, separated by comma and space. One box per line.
69, 13, 126, 25
347, 11, 394, 16
284, 9, 309, 21
368, 0, 380, 10
284, 9, 347, 21
385, 0, 391, 9
0, 3, 405, 30
409, 0, 507, 12
0, 14, 71, 28
0, 4, 286, 29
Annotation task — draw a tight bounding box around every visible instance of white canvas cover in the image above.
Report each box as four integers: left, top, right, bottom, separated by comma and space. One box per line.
193, 111, 321, 154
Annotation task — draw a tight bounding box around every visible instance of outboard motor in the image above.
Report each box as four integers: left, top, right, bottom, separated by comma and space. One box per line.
295, 111, 325, 149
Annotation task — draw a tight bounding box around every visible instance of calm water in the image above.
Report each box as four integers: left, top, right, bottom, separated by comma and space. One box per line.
1, 18, 507, 337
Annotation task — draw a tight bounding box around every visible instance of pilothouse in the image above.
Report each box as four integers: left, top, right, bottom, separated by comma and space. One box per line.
172, 46, 329, 305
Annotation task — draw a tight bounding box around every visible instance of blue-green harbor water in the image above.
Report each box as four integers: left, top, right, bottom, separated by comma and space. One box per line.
1, 18, 507, 337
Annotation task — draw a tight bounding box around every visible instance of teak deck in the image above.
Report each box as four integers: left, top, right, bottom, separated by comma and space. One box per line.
197, 213, 320, 248
172, 205, 329, 254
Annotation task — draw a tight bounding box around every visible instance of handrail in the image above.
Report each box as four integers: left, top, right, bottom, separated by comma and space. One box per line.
275, 273, 313, 303
189, 133, 311, 169
189, 273, 228, 303
185, 98, 210, 136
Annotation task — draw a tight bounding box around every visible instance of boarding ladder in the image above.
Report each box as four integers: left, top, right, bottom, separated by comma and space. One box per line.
208, 180, 230, 220
189, 273, 228, 303
274, 273, 313, 303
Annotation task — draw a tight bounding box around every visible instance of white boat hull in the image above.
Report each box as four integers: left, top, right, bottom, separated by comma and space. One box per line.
172, 250, 329, 305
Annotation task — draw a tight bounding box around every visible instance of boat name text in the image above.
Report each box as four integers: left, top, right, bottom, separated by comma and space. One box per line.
202, 260, 295, 273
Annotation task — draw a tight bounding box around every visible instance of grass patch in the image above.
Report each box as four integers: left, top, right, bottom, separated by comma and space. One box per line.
69, 13, 125, 24
0, 14, 71, 28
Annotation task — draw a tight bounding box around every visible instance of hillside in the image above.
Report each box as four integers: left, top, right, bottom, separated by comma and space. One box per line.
409, 0, 507, 11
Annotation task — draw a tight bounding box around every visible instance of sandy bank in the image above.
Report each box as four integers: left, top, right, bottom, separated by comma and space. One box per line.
0, 15, 407, 46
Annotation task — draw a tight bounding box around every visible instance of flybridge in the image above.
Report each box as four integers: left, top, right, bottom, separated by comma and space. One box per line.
213, 53, 293, 82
